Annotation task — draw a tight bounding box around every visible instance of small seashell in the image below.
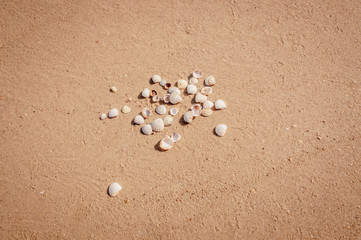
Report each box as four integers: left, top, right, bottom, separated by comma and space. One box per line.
163, 115, 174, 126
189, 77, 198, 85
156, 105, 167, 115
203, 100, 214, 109
133, 115, 145, 125
142, 108, 152, 118
159, 136, 174, 151
170, 107, 179, 116
121, 106, 131, 114
195, 92, 207, 103
186, 84, 197, 95
151, 90, 157, 97
168, 87, 181, 94
201, 87, 212, 96
192, 70, 202, 78
171, 132, 181, 142
152, 95, 160, 102
191, 104, 202, 117
108, 108, 119, 118
141, 124, 152, 135
201, 108, 213, 117
110, 86, 117, 93
159, 79, 167, 87
100, 113, 107, 120
162, 94, 171, 103
205, 76, 216, 86
215, 124, 227, 137
169, 92, 182, 104
177, 79, 188, 89
152, 75, 161, 83
108, 182, 122, 197
151, 118, 165, 132
183, 111, 194, 123
141, 88, 150, 98
164, 83, 172, 90
215, 99, 226, 110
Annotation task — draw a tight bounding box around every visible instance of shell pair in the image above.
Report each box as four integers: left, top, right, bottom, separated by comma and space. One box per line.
159, 132, 181, 151
183, 104, 202, 123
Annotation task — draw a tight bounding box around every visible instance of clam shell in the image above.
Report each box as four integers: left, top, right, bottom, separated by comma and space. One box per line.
108, 108, 119, 118
205, 76, 216, 86
169, 92, 182, 104
141, 88, 150, 98
201, 87, 212, 96
203, 100, 214, 109
189, 77, 198, 85
163, 115, 174, 126
156, 105, 167, 115
152, 95, 160, 102
121, 106, 131, 114
177, 79, 188, 89
170, 107, 179, 116
141, 124, 152, 135
159, 79, 167, 86
162, 94, 171, 103
151, 118, 165, 132
192, 70, 202, 78
159, 136, 174, 151
171, 132, 181, 142
201, 108, 213, 117
108, 182, 122, 197
195, 92, 207, 103
142, 108, 152, 118
183, 111, 194, 123
215, 124, 227, 137
133, 115, 145, 125
152, 75, 161, 83
100, 113, 107, 120
215, 99, 226, 110
186, 84, 197, 95
191, 104, 202, 117
168, 87, 181, 94
110, 86, 117, 93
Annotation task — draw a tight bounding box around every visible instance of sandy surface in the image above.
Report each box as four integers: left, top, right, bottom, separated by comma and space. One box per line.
1, 0, 361, 239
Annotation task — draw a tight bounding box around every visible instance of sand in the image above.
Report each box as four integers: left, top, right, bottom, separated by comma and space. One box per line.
1, 0, 360, 239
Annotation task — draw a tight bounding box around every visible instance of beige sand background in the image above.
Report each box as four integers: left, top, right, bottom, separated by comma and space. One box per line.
1, 0, 360, 239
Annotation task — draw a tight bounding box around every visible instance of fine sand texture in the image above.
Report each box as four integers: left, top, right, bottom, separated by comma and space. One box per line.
1, 0, 360, 239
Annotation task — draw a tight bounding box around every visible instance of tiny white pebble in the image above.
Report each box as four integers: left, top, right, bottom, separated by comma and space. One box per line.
285, 127, 290, 131
110, 86, 117, 92
100, 113, 106, 120
40, 190, 45, 194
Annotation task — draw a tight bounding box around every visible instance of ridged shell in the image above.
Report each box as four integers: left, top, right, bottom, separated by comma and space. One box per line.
189, 77, 198, 85
170, 107, 179, 116
159, 136, 174, 151
201, 108, 213, 117
195, 92, 207, 103
100, 113, 106, 120
142, 88, 150, 98
186, 84, 197, 95
201, 87, 212, 96
203, 100, 214, 109
168, 87, 181, 94
151, 118, 165, 132
141, 124, 152, 135
142, 108, 152, 118
133, 115, 145, 125
108, 182, 122, 197
169, 92, 182, 104
162, 94, 171, 103
177, 79, 188, 89
171, 132, 181, 142
110, 86, 117, 93
191, 104, 202, 117
183, 111, 194, 123
156, 105, 167, 115
205, 76, 216, 86
192, 70, 202, 78
215, 124, 227, 137
121, 105, 131, 114
163, 115, 174, 126
159, 79, 167, 86
215, 99, 226, 110
152, 75, 161, 83
108, 108, 119, 118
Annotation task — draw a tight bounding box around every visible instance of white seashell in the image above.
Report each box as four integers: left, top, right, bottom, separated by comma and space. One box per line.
186, 84, 197, 95
159, 79, 167, 87
168, 87, 181, 94
159, 136, 174, 151
108, 108, 119, 118
189, 77, 198, 85
195, 92, 207, 103
170, 107, 179, 116
201, 108, 213, 117
192, 70, 202, 78
162, 94, 171, 103
100, 113, 107, 120
151, 118, 165, 132
108, 182, 122, 197
152, 75, 161, 83
171, 132, 181, 142
203, 100, 214, 109
205, 76, 216, 86
163, 115, 174, 126
142, 108, 152, 118
183, 111, 194, 123
169, 92, 182, 104
215, 124, 227, 137
141, 124, 152, 135
215, 99, 226, 110
142, 88, 150, 98
152, 95, 160, 102
121, 106, 131, 114
133, 115, 145, 125
201, 87, 212, 96
191, 104, 202, 117
156, 105, 167, 115
110, 86, 117, 93
177, 79, 188, 89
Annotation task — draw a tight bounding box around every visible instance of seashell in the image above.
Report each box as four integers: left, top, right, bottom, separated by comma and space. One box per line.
159, 79, 167, 87
108, 182, 122, 197
110, 86, 117, 92
100, 113, 107, 120
205, 76, 216, 86
162, 94, 171, 103
164, 83, 172, 90
152, 95, 160, 102
169, 92, 182, 104
215, 124, 227, 137
189, 77, 198, 85
151, 118, 165, 132
142, 108, 152, 118
177, 79, 188, 89
156, 105, 167, 115
141, 88, 150, 98
151, 90, 157, 97
170, 107, 179, 116
203, 100, 214, 109
195, 92, 207, 103
186, 84, 197, 95
121, 105, 131, 114
141, 124, 152, 135
133, 115, 145, 125
201, 87, 212, 96
215, 99, 226, 110
159, 136, 174, 151
163, 115, 173, 126
171, 132, 181, 142
192, 70, 202, 78
183, 111, 194, 124
191, 104, 202, 117
201, 108, 213, 117
108, 108, 119, 118
152, 75, 161, 83
168, 87, 181, 94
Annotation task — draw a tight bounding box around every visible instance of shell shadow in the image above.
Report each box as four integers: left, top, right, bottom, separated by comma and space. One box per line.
213, 127, 220, 137
178, 115, 188, 126
137, 92, 143, 99
148, 78, 154, 84
154, 141, 162, 151
187, 74, 193, 80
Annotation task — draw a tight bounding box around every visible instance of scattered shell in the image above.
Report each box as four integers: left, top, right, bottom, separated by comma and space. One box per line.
151, 90, 157, 97
156, 105, 167, 115
133, 115, 145, 125
203, 100, 214, 109
163, 115, 174, 126
205, 76, 216, 86
195, 92, 207, 103
191, 104, 202, 117
152, 75, 161, 83
164, 83, 172, 90
159, 79, 167, 87
141, 88, 150, 98
100, 113, 107, 120
142, 108, 152, 118
169, 92, 182, 104
162, 94, 171, 103
183, 111, 194, 123
201, 108, 213, 117
215, 124, 227, 137
108, 108, 119, 118
177, 79, 188, 89
152, 95, 160, 102
141, 124, 152, 135
108, 182, 122, 197
110, 86, 117, 93
121, 106, 131, 114
215, 99, 226, 110
171, 132, 181, 142
151, 118, 165, 132
170, 107, 179, 116
189, 77, 198, 85
168, 87, 181, 94
192, 70, 202, 79
186, 84, 197, 95
159, 136, 174, 151
201, 87, 212, 96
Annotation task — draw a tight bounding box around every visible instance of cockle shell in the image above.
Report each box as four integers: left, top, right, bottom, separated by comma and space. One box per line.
183, 111, 194, 123
121, 106, 131, 114
203, 100, 214, 109
215, 99, 226, 110
191, 104, 202, 117
151, 118, 165, 132
215, 124, 227, 137
142, 88, 150, 98
169, 92, 182, 104
159, 136, 174, 151
168, 87, 181, 94
152, 95, 160, 102
201, 108, 213, 117
177, 79, 188, 89
108, 182, 122, 197
141, 124, 152, 135
152, 75, 161, 83
163, 115, 174, 126
205, 76, 216, 86
133, 115, 145, 125
108, 108, 119, 118
195, 92, 207, 103
186, 84, 197, 95
192, 70, 202, 78
171, 132, 181, 142
201, 87, 212, 96
189, 77, 198, 85
156, 105, 167, 115
159, 79, 167, 87
170, 107, 179, 116
110, 86, 117, 93
142, 108, 152, 118
162, 94, 171, 103
100, 113, 107, 120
